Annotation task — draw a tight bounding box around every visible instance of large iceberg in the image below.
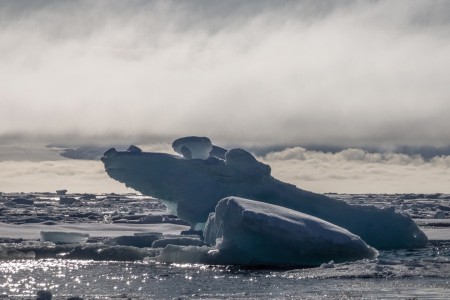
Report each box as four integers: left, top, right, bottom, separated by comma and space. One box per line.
101, 137, 427, 249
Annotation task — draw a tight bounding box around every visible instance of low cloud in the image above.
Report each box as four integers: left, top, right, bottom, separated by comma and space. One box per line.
0, 159, 132, 193
262, 147, 450, 193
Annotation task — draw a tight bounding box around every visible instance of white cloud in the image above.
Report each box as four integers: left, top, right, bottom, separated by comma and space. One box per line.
0, 1, 450, 147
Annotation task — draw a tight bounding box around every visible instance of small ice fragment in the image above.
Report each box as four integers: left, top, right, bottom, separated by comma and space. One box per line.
59, 197, 79, 205
40, 231, 89, 244
105, 234, 162, 248
56, 189, 67, 195
152, 237, 204, 248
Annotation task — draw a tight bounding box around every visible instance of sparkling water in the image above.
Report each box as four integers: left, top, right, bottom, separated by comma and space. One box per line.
1, 193, 449, 299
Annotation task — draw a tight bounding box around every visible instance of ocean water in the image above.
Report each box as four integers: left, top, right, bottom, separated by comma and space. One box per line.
0, 193, 449, 299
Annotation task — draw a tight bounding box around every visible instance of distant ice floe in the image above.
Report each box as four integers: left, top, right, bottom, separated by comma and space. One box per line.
40, 231, 89, 244
102, 136, 427, 253
158, 197, 377, 267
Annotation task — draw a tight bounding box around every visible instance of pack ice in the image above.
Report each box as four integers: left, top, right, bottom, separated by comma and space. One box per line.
158, 197, 377, 266
101, 136, 427, 250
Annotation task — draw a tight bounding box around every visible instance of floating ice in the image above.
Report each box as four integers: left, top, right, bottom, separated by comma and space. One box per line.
172, 136, 213, 159
152, 237, 204, 248
206, 197, 377, 266
66, 245, 159, 261
40, 231, 89, 244
158, 197, 377, 266
102, 137, 428, 249
56, 189, 67, 195
9, 197, 34, 206
105, 233, 162, 248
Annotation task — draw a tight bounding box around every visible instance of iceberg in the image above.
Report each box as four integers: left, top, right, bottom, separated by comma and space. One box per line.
101, 136, 427, 249
158, 197, 377, 267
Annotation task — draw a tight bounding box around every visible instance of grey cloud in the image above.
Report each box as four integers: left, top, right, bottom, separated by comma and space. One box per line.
1, 1, 450, 148
264, 147, 426, 165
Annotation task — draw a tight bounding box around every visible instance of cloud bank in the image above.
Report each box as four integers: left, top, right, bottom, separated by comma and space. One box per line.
262, 147, 450, 193
1, 0, 450, 148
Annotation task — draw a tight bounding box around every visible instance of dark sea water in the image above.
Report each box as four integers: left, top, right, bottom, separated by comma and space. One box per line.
1, 193, 449, 299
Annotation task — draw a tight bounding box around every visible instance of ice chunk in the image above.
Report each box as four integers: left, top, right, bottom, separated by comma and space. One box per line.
102, 137, 428, 249
36, 290, 52, 300
127, 145, 142, 153
9, 197, 34, 206
56, 189, 67, 195
104, 233, 162, 248
203, 197, 377, 266
59, 197, 79, 205
40, 231, 89, 244
172, 136, 213, 159
210, 145, 228, 159
66, 245, 159, 261
152, 237, 204, 248
157, 245, 211, 264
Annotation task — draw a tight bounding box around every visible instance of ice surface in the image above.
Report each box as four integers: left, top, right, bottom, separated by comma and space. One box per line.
172, 136, 213, 159
102, 137, 427, 249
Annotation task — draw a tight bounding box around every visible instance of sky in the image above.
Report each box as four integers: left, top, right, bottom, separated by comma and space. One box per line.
1, 0, 450, 194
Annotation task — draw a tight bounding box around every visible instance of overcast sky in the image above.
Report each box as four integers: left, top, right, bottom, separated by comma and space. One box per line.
1, 0, 449, 148
1, 0, 450, 193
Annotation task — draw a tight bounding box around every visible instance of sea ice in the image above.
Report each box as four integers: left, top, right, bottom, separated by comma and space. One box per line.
102, 136, 428, 249
158, 197, 377, 266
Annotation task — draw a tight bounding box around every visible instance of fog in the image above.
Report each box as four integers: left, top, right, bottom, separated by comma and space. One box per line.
1, 0, 450, 147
